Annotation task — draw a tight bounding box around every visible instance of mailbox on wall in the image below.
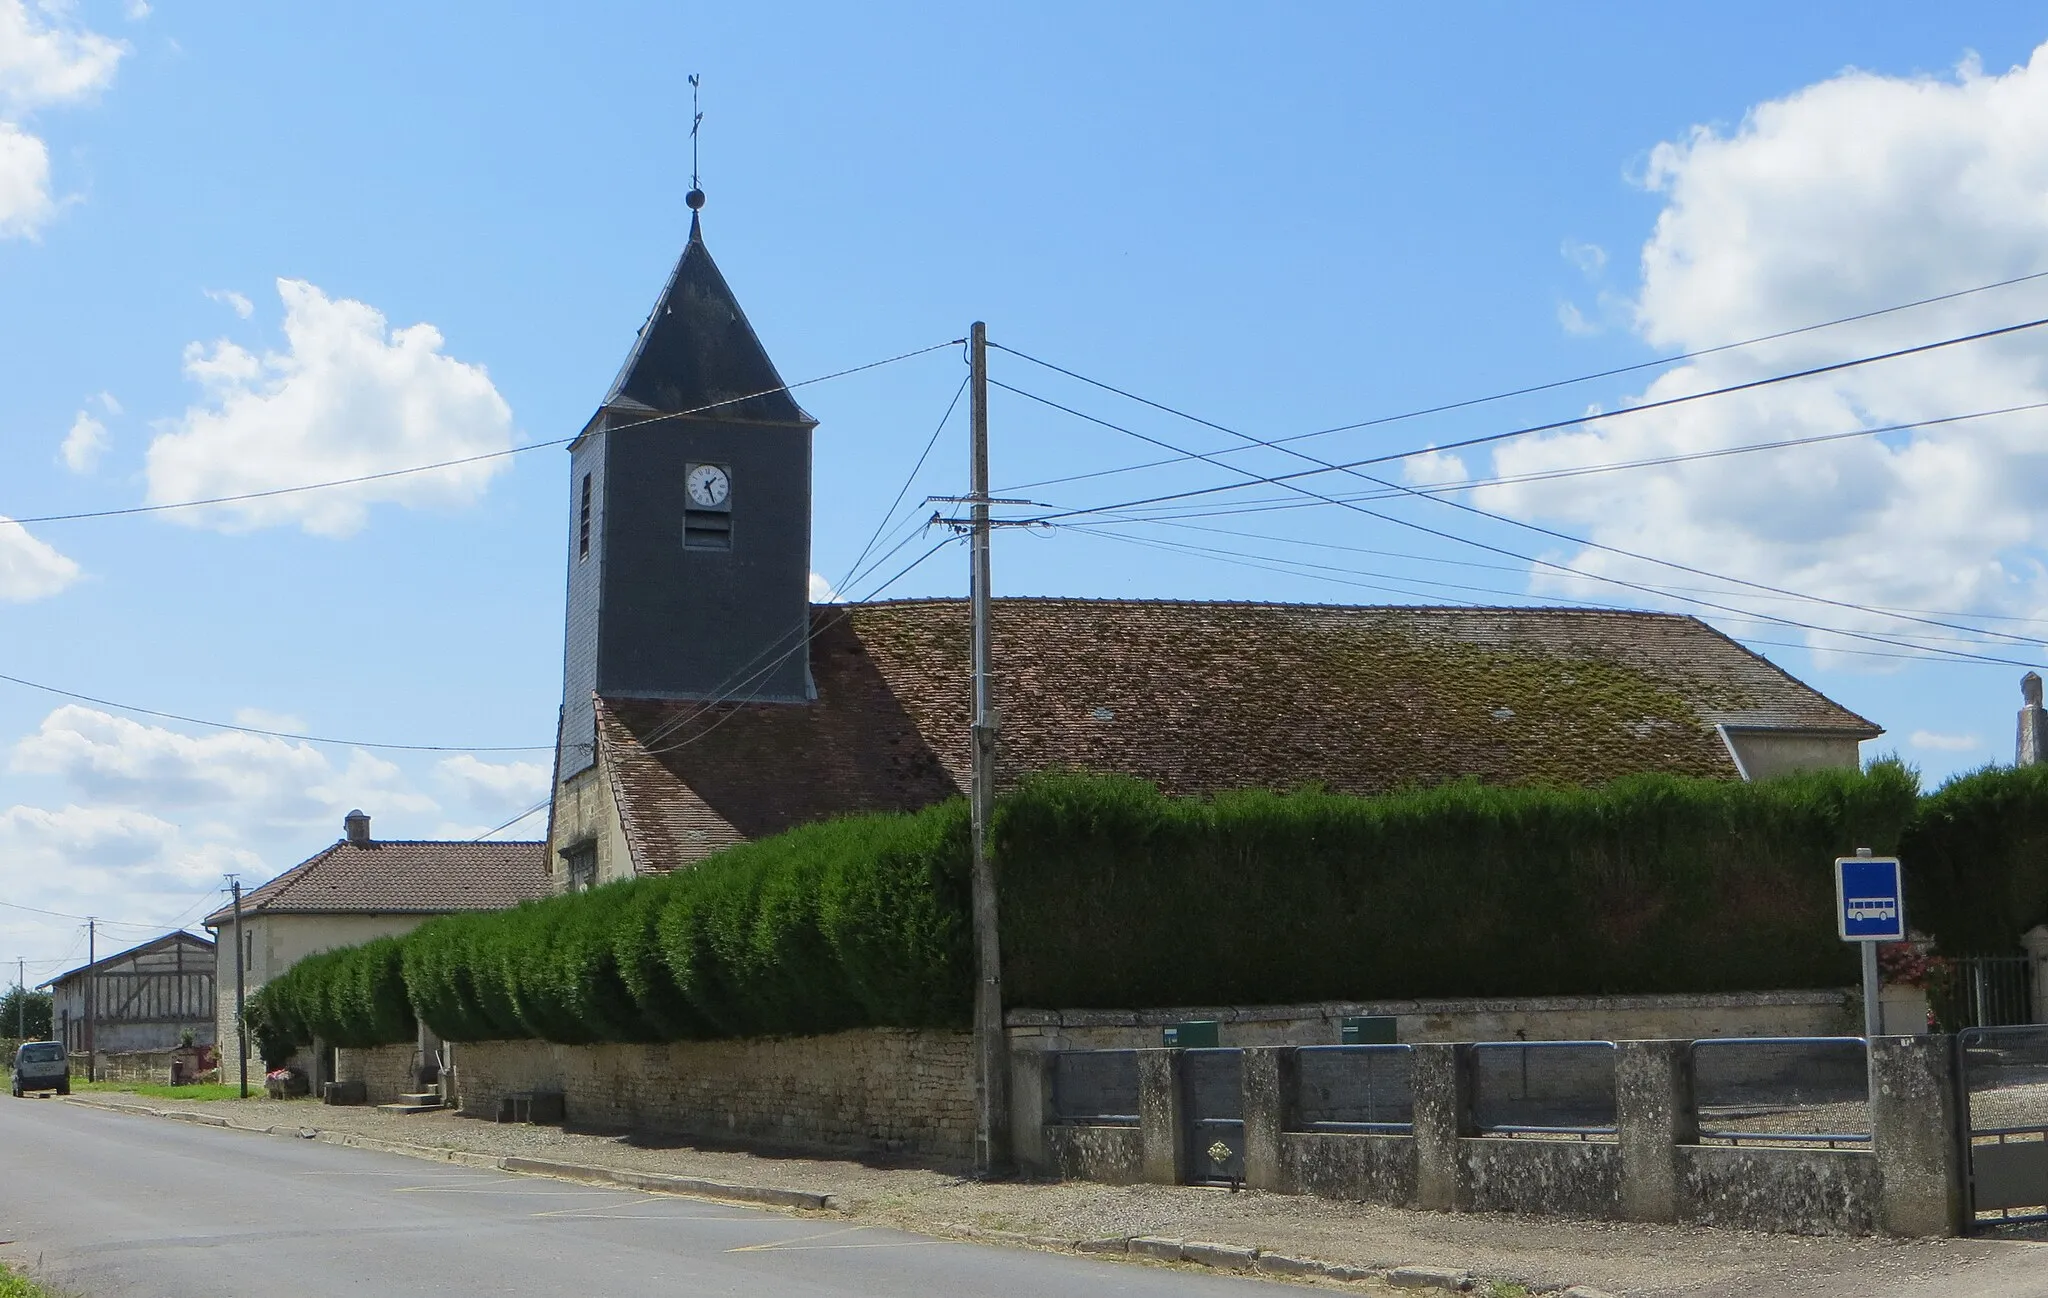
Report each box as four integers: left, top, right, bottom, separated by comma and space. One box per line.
1162, 1020, 1221, 1048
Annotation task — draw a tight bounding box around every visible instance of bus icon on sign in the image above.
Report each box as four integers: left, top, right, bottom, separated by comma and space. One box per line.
1835, 856, 1906, 942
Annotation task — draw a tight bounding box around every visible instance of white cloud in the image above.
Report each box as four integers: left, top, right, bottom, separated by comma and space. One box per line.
10, 705, 437, 828
124, 0, 151, 20
1480, 44, 2048, 656
205, 287, 253, 318
0, 119, 51, 236
145, 279, 516, 535
0, 515, 80, 600
1562, 240, 1607, 276
809, 571, 842, 603
1556, 301, 1598, 337
231, 707, 308, 733
97, 390, 120, 415
0, 0, 124, 239
1910, 730, 1981, 752
60, 408, 106, 472
436, 754, 549, 813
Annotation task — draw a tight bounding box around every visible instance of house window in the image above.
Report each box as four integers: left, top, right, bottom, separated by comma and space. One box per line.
562, 841, 597, 892
578, 474, 592, 559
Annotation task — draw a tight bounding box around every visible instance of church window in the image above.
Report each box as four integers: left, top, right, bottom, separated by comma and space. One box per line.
578, 475, 592, 559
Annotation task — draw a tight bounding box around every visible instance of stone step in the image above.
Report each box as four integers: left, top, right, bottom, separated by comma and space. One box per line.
396, 1092, 442, 1106
375, 1100, 443, 1115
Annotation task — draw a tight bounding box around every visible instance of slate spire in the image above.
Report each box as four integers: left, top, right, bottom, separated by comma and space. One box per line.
599, 203, 815, 427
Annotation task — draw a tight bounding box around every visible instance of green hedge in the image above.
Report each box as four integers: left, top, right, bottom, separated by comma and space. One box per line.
247, 936, 414, 1059
390, 800, 972, 1046
245, 760, 2032, 1050
994, 764, 1921, 1007
1901, 763, 2048, 953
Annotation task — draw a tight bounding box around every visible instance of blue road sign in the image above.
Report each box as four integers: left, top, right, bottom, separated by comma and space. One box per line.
1835, 856, 1906, 942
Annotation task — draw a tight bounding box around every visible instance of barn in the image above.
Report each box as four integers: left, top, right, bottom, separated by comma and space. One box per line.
43, 931, 216, 1061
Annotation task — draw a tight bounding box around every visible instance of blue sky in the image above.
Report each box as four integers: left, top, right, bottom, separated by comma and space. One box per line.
7, 2, 2048, 975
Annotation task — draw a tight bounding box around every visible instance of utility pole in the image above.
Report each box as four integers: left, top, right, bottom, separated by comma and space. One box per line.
15, 956, 23, 1040
230, 877, 248, 1099
967, 320, 1010, 1176
85, 918, 95, 1082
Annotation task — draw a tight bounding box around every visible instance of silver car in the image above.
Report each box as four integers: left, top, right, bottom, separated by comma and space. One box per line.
11, 1041, 70, 1096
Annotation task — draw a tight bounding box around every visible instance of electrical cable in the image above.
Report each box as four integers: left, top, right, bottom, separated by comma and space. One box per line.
7, 339, 962, 527
993, 348, 2048, 651
995, 265, 2048, 494
996, 380, 2045, 667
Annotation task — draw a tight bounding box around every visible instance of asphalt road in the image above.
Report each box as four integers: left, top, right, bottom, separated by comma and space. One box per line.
0, 1097, 1271, 1298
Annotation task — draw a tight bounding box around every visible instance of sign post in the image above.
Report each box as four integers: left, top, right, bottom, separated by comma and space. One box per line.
1835, 848, 1906, 1040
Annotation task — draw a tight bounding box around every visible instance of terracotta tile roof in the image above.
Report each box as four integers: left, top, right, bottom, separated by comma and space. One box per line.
599, 598, 1880, 872
202, 838, 549, 928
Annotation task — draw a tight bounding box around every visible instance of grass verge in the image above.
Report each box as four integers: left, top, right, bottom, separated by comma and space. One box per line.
0, 1263, 67, 1298
70, 1080, 253, 1103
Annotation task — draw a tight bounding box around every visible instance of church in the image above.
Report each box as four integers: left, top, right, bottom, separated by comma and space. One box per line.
543, 198, 1882, 891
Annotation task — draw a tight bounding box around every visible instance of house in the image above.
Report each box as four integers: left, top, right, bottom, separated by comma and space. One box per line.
43, 930, 214, 1059
547, 198, 1883, 888
202, 810, 548, 1077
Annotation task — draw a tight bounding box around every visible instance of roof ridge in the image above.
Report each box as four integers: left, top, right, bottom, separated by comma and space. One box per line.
832, 595, 1702, 620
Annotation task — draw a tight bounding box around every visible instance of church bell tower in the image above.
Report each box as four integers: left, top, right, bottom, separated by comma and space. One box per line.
556, 191, 817, 778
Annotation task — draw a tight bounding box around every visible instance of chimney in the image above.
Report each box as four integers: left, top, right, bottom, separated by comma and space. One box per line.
2018, 674, 2047, 768
343, 809, 372, 846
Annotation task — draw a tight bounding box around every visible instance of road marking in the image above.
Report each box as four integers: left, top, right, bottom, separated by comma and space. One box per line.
727, 1225, 873, 1252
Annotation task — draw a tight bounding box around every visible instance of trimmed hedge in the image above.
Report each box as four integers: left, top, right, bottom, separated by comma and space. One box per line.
249, 936, 414, 1056
392, 800, 972, 1045
994, 764, 1922, 1008
246, 759, 2048, 1051
1900, 763, 2048, 953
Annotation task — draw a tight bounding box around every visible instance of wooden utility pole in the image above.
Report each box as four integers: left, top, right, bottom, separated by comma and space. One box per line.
15, 956, 23, 1040
967, 321, 1010, 1175
84, 918, 95, 1082
231, 877, 248, 1098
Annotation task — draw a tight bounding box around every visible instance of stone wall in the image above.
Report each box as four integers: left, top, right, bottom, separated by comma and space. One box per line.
448, 1028, 974, 1163
334, 1043, 416, 1105
1020, 1038, 1965, 1237
1007, 989, 1858, 1052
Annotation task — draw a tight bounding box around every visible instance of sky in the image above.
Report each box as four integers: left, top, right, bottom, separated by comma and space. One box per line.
7, 2, 2048, 982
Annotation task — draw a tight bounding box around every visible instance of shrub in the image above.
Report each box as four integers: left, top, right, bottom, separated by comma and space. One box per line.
1900, 763, 2048, 953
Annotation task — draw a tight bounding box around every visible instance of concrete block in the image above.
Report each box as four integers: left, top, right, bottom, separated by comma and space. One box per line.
1388, 1264, 1469, 1289
1869, 1035, 1964, 1236
1252, 1253, 1325, 1277
1324, 1264, 1379, 1281
1562, 1288, 1620, 1298
1241, 1046, 1287, 1191
1615, 1039, 1693, 1223
1074, 1236, 1129, 1254
1137, 1050, 1185, 1185
1411, 1043, 1468, 1211
1128, 1235, 1184, 1261
1182, 1241, 1256, 1270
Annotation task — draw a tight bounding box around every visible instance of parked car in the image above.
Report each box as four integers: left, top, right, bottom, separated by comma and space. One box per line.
11, 1040, 70, 1096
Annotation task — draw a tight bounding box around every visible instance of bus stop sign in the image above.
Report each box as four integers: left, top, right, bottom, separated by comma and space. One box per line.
1835, 855, 1906, 942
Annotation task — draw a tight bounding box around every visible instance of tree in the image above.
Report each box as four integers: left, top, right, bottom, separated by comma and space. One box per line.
1, 987, 54, 1042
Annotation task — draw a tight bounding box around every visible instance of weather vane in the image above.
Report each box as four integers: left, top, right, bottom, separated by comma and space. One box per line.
687, 73, 706, 211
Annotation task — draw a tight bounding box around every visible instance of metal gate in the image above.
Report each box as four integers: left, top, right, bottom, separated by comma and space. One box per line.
1941, 957, 2036, 1030
1181, 1048, 1244, 1185
1958, 1024, 2048, 1232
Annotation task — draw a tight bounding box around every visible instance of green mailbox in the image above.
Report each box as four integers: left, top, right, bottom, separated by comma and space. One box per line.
1340, 1015, 1398, 1045
1162, 1020, 1221, 1048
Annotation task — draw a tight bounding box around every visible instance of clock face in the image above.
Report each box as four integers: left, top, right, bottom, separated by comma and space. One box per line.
685, 464, 730, 508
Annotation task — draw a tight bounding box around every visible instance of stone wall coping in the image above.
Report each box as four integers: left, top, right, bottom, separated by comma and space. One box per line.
1005, 989, 1855, 1029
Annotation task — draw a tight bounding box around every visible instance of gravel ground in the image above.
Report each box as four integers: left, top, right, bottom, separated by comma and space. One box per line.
62, 1094, 2048, 1297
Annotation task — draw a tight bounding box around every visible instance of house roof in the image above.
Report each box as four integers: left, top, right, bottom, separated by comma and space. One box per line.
43, 930, 215, 989
594, 598, 1881, 872
201, 838, 549, 928
596, 212, 815, 427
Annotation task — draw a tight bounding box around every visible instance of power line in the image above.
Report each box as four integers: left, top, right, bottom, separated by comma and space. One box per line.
0, 670, 552, 753
6, 339, 962, 527
996, 265, 2048, 494
996, 378, 2045, 668
995, 345, 2048, 653
1006, 311, 2048, 521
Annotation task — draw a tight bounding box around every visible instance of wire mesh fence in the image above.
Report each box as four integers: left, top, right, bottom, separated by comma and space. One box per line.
1291, 1044, 1415, 1132
1466, 1041, 1617, 1139
1959, 1024, 2048, 1229
1690, 1036, 1870, 1147
1050, 1048, 1141, 1125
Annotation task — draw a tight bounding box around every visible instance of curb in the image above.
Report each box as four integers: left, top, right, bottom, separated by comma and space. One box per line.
61, 1097, 1604, 1295
499, 1156, 834, 1212
61, 1096, 832, 1212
